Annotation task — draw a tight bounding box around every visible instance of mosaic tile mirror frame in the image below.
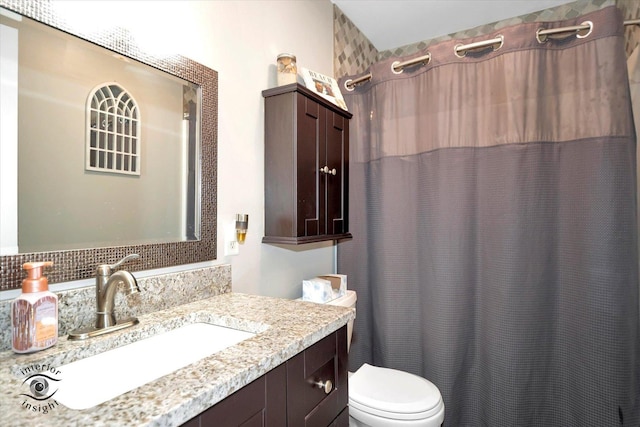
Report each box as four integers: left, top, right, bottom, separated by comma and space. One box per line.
0, 0, 218, 291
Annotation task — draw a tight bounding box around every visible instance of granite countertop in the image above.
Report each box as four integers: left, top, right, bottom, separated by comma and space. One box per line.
0, 292, 355, 426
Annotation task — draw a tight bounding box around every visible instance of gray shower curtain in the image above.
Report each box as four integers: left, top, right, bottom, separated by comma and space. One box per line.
338, 6, 640, 426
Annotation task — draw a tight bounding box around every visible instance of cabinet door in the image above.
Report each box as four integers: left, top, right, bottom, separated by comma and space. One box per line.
328, 408, 350, 427
183, 363, 287, 427
287, 327, 349, 427
297, 95, 349, 238
296, 93, 325, 238
324, 110, 348, 236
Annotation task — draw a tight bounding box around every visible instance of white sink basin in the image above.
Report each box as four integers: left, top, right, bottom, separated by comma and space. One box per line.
54, 323, 255, 409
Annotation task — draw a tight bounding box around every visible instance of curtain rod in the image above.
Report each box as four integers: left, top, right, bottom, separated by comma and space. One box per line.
346, 53, 432, 88
344, 18, 640, 91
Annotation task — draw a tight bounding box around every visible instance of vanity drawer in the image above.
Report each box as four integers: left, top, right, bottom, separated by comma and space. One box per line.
287, 326, 348, 427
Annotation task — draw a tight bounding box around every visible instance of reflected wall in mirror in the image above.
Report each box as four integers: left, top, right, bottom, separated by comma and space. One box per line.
0, 0, 217, 291
2, 12, 200, 252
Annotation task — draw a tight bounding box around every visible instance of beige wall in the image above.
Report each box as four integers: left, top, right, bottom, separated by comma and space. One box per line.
88, 0, 338, 298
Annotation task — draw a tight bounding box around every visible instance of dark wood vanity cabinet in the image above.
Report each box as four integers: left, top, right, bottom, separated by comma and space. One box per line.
182, 364, 287, 427
183, 326, 348, 427
262, 84, 352, 244
286, 326, 349, 426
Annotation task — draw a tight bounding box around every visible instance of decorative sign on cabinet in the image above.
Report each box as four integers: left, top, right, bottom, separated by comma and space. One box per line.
262, 84, 352, 244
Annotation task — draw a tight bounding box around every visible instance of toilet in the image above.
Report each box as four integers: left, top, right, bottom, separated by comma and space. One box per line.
324, 290, 445, 427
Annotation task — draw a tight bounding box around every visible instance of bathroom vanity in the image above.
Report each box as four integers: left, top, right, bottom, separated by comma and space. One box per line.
0, 293, 354, 426
183, 326, 348, 426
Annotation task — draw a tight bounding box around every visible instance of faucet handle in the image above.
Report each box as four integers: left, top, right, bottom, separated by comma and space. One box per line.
110, 253, 140, 269
97, 254, 140, 276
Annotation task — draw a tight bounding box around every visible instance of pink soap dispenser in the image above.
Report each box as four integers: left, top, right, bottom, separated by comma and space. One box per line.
11, 261, 58, 353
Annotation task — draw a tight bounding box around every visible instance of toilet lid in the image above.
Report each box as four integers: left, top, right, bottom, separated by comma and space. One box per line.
349, 364, 443, 421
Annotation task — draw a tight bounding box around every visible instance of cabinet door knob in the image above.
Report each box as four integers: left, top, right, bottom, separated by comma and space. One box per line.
314, 379, 333, 394
319, 166, 337, 176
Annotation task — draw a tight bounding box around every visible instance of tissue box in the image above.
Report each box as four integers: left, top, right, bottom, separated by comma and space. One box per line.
318, 274, 347, 294
302, 274, 347, 303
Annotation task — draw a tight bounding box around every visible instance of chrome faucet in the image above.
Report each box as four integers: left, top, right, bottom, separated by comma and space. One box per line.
69, 254, 141, 340
95, 254, 140, 329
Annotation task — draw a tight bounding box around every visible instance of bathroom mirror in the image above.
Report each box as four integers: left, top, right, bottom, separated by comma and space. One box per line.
0, 1, 218, 291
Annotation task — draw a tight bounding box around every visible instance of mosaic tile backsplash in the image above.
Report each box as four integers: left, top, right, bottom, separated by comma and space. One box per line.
0, 264, 231, 352
333, 0, 638, 79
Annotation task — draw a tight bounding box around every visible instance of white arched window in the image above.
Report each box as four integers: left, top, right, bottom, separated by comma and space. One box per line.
86, 83, 140, 175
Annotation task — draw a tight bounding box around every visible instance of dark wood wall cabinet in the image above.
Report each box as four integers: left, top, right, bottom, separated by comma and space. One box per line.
262, 83, 352, 244
182, 326, 348, 427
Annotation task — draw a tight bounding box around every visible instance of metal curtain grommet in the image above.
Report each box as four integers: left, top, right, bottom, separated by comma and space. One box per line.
493, 34, 504, 51
391, 61, 403, 74
455, 34, 503, 58
536, 27, 547, 44
454, 43, 466, 58
537, 21, 593, 44
344, 79, 355, 92
576, 21, 593, 39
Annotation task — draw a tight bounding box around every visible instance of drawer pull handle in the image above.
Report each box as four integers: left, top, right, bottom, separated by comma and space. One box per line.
314, 379, 333, 394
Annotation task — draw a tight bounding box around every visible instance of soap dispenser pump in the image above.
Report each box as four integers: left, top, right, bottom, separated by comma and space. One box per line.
11, 261, 58, 353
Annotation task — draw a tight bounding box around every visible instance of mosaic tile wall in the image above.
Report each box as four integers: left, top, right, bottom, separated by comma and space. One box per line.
334, 0, 638, 79
333, 6, 378, 81
621, 0, 640, 55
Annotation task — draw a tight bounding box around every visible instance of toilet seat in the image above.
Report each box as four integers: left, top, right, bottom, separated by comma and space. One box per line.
349, 364, 444, 421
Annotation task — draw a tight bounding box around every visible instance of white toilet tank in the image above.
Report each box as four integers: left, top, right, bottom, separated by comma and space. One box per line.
325, 290, 357, 352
